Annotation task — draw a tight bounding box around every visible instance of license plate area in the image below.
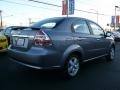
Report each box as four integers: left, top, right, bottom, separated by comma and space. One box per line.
17, 38, 24, 46
13, 37, 28, 48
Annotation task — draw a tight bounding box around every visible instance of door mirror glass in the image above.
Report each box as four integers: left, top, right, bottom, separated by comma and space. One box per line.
106, 31, 111, 37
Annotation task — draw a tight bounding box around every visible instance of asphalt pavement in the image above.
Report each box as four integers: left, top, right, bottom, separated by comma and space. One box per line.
1, 42, 120, 90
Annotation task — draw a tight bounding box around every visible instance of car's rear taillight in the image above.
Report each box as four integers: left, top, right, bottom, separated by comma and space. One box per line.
34, 31, 52, 46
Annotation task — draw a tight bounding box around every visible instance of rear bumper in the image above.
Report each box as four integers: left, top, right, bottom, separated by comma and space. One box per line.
8, 46, 62, 69
9, 58, 61, 69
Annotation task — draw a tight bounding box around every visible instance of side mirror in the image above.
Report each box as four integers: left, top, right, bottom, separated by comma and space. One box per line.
106, 31, 111, 37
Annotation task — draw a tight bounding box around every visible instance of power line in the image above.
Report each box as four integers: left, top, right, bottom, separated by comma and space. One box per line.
0, 0, 111, 16
0, 0, 60, 11
29, 0, 111, 16
29, 0, 61, 7
75, 9, 109, 16
76, 0, 97, 7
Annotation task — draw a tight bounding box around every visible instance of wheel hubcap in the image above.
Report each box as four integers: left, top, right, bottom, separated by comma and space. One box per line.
68, 57, 79, 77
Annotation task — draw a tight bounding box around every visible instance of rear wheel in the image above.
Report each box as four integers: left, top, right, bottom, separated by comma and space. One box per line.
106, 47, 115, 61
63, 55, 80, 78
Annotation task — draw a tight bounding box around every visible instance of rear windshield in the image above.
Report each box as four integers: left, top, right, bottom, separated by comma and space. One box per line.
31, 17, 64, 29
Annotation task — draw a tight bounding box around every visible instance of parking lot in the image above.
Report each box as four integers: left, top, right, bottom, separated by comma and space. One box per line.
0, 42, 120, 90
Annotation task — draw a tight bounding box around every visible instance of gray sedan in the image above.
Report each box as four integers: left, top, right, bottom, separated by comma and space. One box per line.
8, 17, 115, 78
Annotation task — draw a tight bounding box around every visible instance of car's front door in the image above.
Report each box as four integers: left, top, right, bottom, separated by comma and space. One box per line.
88, 21, 110, 57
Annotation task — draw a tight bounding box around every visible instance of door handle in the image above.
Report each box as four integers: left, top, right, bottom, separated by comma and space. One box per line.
74, 37, 87, 41
66, 37, 74, 40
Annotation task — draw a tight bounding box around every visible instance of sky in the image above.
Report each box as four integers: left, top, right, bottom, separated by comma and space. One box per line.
0, 0, 120, 28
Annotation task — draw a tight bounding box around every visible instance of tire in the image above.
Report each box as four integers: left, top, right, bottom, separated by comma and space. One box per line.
106, 47, 115, 61
63, 55, 80, 78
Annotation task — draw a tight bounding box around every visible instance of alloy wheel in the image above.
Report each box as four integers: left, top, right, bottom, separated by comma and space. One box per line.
67, 56, 80, 77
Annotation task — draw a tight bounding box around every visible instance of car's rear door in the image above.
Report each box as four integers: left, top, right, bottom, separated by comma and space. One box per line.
72, 19, 98, 60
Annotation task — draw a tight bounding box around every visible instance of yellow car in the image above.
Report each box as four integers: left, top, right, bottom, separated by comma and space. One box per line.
0, 33, 8, 52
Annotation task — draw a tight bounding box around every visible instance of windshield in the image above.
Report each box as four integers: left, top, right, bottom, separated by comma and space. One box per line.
31, 17, 64, 29
4, 28, 12, 35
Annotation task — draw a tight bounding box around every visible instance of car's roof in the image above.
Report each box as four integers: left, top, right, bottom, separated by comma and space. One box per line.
47, 17, 88, 20
47, 17, 98, 25
41, 17, 94, 24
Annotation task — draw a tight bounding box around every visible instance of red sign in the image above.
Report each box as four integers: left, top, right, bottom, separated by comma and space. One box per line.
62, 0, 68, 15
116, 16, 120, 27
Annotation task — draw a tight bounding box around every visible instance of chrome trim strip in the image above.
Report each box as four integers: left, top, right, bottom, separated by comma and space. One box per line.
87, 48, 106, 52
12, 35, 34, 38
83, 54, 108, 62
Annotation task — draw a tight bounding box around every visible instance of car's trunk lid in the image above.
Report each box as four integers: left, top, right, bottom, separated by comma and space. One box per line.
11, 27, 52, 50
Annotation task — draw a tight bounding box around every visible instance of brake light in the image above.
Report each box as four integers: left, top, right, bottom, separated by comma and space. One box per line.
34, 31, 52, 46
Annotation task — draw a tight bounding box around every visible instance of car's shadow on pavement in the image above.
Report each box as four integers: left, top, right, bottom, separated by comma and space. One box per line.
0, 54, 119, 90
2, 57, 109, 80
1, 43, 120, 90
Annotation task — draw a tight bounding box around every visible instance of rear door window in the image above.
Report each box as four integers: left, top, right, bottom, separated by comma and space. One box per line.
73, 20, 90, 34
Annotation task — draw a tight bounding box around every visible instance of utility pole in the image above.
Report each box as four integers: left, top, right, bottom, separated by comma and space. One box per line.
28, 18, 32, 26
114, 6, 118, 31
0, 10, 3, 29
96, 10, 98, 24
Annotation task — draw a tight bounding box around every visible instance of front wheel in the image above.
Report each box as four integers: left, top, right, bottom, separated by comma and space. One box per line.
63, 55, 80, 78
106, 47, 115, 61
